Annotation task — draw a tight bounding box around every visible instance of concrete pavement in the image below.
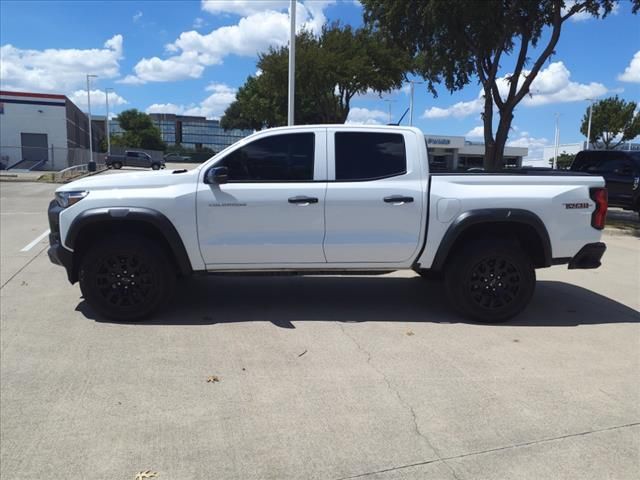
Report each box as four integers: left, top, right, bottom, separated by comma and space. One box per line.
1, 181, 638, 480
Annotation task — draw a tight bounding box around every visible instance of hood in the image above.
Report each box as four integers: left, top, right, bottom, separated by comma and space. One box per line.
56, 168, 200, 192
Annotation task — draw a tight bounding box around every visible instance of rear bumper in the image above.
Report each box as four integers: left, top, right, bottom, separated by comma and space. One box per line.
568, 242, 606, 270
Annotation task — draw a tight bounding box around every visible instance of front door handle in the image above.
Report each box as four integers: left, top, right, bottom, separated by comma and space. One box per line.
288, 196, 319, 205
384, 195, 414, 204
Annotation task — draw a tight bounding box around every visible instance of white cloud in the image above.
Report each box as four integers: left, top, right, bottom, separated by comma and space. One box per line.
119, 52, 205, 84
423, 97, 483, 119
184, 83, 237, 117
146, 103, 185, 115
145, 83, 237, 119
68, 89, 128, 109
124, 2, 332, 84
192, 17, 207, 29
201, 0, 290, 16
522, 62, 607, 106
508, 131, 550, 163
465, 126, 485, 138
0, 34, 123, 93
423, 62, 607, 119
345, 107, 387, 125
618, 51, 640, 83
562, 0, 619, 22
133, 11, 143, 22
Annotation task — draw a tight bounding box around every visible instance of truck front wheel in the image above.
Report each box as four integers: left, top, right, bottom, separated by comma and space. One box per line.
79, 234, 176, 321
444, 239, 535, 323
112, 161, 122, 169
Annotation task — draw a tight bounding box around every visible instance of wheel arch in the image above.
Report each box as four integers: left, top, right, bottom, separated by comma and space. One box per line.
430, 209, 552, 271
66, 207, 192, 282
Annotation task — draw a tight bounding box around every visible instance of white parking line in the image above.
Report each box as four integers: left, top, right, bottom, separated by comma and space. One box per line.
20, 229, 50, 252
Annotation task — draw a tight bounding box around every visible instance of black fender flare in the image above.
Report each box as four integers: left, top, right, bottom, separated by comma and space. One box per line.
66, 207, 192, 276
430, 208, 552, 270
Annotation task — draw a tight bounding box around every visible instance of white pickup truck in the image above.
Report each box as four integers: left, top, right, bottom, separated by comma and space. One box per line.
47, 125, 608, 322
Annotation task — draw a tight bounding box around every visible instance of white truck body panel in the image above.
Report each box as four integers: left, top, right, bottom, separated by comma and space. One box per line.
56, 124, 605, 274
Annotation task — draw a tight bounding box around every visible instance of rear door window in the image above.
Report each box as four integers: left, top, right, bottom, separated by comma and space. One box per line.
334, 132, 406, 181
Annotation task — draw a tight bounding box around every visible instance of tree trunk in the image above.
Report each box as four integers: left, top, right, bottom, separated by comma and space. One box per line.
491, 108, 514, 171
481, 86, 498, 171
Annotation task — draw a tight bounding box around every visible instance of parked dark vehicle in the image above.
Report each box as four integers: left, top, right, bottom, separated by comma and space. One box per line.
105, 151, 165, 170
570, 150, 640, 214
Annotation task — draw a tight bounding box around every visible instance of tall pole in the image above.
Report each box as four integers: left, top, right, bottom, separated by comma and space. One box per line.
553, 113, 560, 169
408, 80, 423, 126
287, 0, 296, 126
86, 74, 97, 170
384, 99, 396, 124
105, 88, 112, 155
586, 98, 593, 150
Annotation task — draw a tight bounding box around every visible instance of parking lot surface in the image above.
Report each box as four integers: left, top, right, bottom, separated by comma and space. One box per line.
1, 178, 639, 480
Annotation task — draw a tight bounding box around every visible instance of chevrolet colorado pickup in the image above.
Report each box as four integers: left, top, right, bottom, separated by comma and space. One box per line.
47, 126, 608, 322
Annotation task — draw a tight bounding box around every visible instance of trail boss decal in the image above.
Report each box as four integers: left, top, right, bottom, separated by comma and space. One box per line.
563, 202, 590, 209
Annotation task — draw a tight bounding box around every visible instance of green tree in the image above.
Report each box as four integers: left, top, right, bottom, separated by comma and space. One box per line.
362, 0, 638, 171
220, 24, 410, 129
112, 109, 166, 151
549, 151, 575, 169
580, 96, 640, 150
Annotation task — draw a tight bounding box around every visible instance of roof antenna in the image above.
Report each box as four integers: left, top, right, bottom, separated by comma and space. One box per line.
393, 107, 410, 126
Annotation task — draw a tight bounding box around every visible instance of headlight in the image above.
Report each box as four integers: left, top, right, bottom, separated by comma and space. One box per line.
55, 191, 88, 208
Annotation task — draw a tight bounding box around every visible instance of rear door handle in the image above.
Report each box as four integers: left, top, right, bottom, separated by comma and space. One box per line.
288, 196, 319, 205
384, 195, 414, 204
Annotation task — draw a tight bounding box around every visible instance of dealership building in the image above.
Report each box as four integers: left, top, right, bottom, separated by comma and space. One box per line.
424, 135, 528, 171
0, 90, 103, 170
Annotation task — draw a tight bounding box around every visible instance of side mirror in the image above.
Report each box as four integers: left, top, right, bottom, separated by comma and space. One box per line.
205, 166, 229, 184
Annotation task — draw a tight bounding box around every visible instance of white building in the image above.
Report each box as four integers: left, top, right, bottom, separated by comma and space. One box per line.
0, 90, 100, 170
424, 134, 528, 171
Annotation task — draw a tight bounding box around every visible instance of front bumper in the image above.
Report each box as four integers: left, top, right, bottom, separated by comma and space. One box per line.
568, 242, 606, 270
47, 199, 76, 283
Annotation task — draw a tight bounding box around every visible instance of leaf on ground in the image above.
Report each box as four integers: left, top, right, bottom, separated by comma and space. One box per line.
134, 470, 158, 480
406, 330, 414, 336
207, 375, 220, 383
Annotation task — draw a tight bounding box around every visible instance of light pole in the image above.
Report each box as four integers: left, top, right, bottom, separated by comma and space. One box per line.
408, 80, 423, 126
384, 99, 396, 124
105, 87, 113, 155
287, 0, 296, 126
586, 98, 594, 150
86, 74, 97, 171
553, 113, 560, 169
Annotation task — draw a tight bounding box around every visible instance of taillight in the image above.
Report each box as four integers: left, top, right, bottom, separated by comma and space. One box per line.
590, 187, 608, 230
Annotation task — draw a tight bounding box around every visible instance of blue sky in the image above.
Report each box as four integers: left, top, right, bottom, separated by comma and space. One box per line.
1, 0, 639, 162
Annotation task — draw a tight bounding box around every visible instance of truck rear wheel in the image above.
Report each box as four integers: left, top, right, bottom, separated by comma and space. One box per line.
151, 163, 161, 170
444, 239, 535, 323
79, 234, 175, 321
112, 161, 122, 169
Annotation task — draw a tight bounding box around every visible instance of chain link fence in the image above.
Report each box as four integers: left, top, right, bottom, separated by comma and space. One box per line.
0, 146, 106, 171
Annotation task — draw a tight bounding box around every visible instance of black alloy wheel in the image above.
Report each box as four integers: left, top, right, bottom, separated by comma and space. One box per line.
79, 234, 175, 321
444, 238, 535, 322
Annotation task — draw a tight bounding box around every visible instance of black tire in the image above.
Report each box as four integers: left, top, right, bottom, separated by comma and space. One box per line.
151, 163, 161, 170
79, 234, 176, 321
444, 238, 535, 323
113, 161, 122, 169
